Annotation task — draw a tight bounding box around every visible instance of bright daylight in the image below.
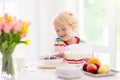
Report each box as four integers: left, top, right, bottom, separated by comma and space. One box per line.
0, 0, 120, 80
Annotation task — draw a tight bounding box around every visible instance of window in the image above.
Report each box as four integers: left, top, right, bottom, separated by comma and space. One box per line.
78, 0, 116, 68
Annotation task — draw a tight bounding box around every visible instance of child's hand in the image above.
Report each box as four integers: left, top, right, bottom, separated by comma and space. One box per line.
54, 52, 65, 58
83, 58, 90, 62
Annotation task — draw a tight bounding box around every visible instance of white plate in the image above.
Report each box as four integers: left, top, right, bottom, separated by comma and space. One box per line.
82, 69, 119, 77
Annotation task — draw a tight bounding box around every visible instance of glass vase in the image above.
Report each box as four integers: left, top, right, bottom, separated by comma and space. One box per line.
1, 53, 14, 78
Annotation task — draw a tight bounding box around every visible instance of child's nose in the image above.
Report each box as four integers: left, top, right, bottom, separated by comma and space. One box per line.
59, 30, 64, 34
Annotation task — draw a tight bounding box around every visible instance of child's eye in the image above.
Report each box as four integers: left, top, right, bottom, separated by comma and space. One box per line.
56, 30, 60, 32
62, 28, 66, 31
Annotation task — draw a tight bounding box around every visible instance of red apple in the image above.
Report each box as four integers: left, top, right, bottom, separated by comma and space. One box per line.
87, 64, 97, 73
83, 63, 88, 71
94, 63, 100, 70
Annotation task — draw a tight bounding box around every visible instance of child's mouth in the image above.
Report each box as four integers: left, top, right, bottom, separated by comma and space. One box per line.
60, 34, 66, 38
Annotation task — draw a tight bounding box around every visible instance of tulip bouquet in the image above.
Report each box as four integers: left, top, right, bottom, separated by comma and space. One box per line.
0, 13, 30, 76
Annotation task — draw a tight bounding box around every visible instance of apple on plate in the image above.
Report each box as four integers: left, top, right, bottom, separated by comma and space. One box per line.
83, 63, 88, 71
94, 63, 100, 69
86, 63, 98, 73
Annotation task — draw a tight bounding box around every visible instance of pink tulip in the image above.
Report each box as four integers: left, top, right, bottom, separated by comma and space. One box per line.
0, 22, 4, 30
3, 23, 13, 33
12, 20, 22, 33
4, 13, 8, 19
21, 34, 27, 38
27, 22, 31, 27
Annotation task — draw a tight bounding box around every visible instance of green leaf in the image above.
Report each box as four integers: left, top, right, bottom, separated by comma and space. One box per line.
13, 32, 21, 42
1, 41, 9, 54
2, 41, 8, 50
8, 42, 17, 54
2, 32, 9, 41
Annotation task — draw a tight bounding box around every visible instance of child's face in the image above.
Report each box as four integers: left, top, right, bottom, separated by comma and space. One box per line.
54, 25, 74, 41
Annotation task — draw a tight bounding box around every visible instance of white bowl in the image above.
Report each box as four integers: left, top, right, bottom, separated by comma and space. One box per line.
64, 52, 93, 60
38, 56, 64, 65
56, 66, 83, 79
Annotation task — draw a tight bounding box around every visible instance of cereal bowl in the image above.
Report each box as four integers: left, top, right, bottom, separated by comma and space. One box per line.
38, 56, 64, 65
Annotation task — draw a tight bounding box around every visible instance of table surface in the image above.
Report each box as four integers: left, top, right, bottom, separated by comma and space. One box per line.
0, 64, 119, 80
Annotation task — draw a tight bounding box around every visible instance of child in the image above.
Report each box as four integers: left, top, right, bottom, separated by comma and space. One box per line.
53, 11, 87, 59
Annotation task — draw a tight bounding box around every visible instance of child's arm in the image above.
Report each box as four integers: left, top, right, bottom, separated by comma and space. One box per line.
54, 52, 65, 58
83, 58, 90, 62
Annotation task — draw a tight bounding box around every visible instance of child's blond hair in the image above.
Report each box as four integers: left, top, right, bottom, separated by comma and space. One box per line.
53, 11, 78, 31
